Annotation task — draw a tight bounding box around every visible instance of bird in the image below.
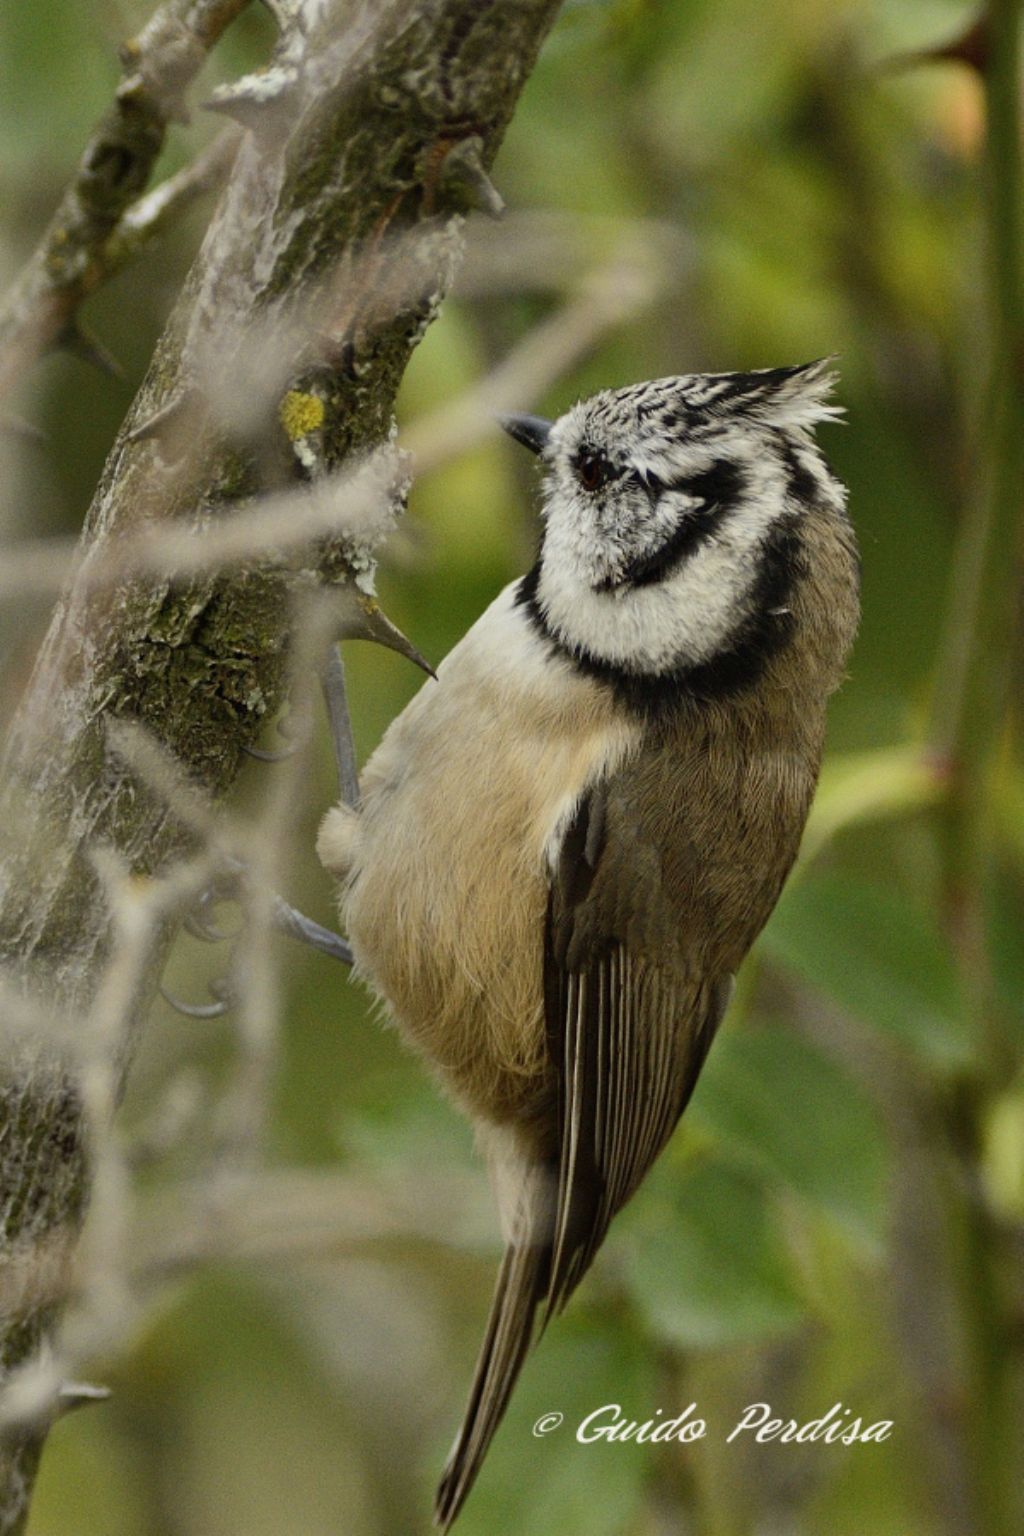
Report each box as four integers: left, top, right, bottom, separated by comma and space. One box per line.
316, 360, 860, 1530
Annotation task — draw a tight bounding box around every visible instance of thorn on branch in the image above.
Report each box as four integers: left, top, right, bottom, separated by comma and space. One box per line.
436, 136, 506, 220
57, 322, 125, 381
338, 591, 436, 679
56, 1383, 112, 1418
205, 66, 301, 132
126, 386, 200, 456
884, 12, 989, 76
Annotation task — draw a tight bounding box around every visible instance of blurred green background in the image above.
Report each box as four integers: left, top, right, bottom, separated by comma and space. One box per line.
2, 1, 1023, 1533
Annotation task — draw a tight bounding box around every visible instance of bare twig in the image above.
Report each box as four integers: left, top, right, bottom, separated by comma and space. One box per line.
0, 0, 251, 401
404, 243, 677, 472
100, 128, 243, 278
130, 1168, 495, 1281
0, 448, 401, 599
0, 221, 681, 600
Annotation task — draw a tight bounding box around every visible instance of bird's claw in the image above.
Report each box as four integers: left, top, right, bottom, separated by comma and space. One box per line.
159, 975, 234, 1019
270, 897, 354, 965
183, 885, 235, 943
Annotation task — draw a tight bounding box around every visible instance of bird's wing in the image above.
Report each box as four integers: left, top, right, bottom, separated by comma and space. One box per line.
542, 778, 734, 1317
436, 768, 734, 1531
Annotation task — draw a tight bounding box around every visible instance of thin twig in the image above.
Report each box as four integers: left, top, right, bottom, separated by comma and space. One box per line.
0, 235, 676, 599
403, 247, 674, 473
0, 0, 251, 400
100, 127, 242, 277
0, 449, 400, 597
321, 644, 361, 808
129, 1168, 495, 1282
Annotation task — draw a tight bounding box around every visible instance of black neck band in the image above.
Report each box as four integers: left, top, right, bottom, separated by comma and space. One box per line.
515, 515, 804, 717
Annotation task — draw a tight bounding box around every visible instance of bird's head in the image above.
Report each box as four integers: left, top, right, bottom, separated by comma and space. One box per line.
503, 361, 853, 705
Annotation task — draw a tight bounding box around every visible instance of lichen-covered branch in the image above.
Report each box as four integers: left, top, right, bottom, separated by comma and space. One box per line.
0, 1, 562, 1528
0, 0, 252, 402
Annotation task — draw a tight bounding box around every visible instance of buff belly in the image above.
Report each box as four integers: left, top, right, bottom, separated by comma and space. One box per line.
317, 585, 639, 1131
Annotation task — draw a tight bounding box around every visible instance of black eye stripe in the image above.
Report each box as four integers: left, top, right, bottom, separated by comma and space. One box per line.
616, 503, 730, 589
572, 456, 745, 500
600, 458, 748, 591
663, 459, 746, 504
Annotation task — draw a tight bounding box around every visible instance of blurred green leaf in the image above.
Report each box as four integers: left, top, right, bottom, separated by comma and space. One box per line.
341, 1064, 479, 1174
761, 873, 971, 1070
26, 1411, 149, 1536
802, 746, 943, 860
982, 1085, 1024, 1223
987, 867, 1024, 1043
623, 1159, 803, 1349
690, 1025, 889, 1246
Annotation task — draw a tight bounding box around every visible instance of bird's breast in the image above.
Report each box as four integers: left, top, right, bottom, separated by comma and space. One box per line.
339, 584, 640, 1127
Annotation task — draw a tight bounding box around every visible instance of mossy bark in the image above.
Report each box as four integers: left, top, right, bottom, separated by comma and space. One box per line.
0, 2, 562, 1528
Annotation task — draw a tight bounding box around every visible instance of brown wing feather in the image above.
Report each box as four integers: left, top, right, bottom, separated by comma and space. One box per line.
543, 782, 732, 1317
434, 780, 725, 1531
436, 696, 817, 1526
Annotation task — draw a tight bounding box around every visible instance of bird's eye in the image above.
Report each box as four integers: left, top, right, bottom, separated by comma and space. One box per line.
577, 452, 613, 492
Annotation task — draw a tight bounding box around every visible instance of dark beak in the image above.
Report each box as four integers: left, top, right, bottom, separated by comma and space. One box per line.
499, 413, 553, 456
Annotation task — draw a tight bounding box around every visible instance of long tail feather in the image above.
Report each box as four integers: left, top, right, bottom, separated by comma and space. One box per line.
434, 1194, 549, 1530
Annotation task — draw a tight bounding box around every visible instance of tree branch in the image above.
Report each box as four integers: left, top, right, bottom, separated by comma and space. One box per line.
0, 1, 563, 1527
0, 0, 251, 402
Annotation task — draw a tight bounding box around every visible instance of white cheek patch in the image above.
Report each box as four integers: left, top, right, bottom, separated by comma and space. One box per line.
543, 469, 696, 594
537, 490, 784, 674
